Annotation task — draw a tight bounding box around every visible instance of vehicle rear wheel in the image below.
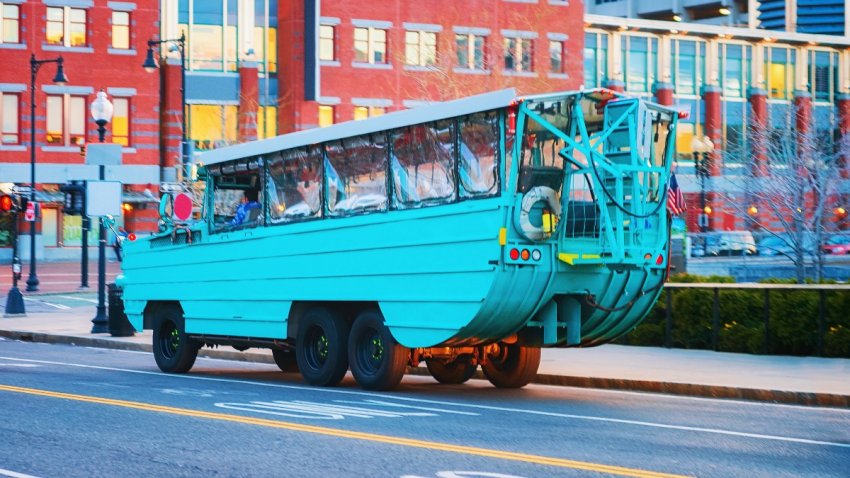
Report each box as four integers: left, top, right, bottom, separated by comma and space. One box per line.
152, 306, 200, 373
272, 347, 299, 373
348, 310, 408, 391
481, 342, 541, 389
295, 307, 349, 386
425, 358, 477, 384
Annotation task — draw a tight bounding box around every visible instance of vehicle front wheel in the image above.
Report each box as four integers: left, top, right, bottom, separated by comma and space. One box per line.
348, 310, 409, 391
426, 358, 477, 384
295, 307, 350, 386
152, 306, 200, 373
481, 342, 541, 389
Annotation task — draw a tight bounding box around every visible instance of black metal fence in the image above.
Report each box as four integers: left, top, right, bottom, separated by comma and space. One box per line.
623, 283, 850, 358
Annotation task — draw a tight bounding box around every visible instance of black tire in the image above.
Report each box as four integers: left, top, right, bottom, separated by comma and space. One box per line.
426, 358, 477, 384
481, 342, 541, 389
152, 306, 200, 373
295, 307, 350, 386
272, 347, 299, 373
348, 310, 408, 391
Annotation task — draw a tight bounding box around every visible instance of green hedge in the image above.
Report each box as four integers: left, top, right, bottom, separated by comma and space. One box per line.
622, 274, 850, 358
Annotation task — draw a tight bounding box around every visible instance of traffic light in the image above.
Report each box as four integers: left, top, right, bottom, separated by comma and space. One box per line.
0, 194, 14, 212
59, 181, 86, 215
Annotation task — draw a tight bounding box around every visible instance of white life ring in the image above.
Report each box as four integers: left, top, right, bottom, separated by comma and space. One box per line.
518, 186, 561, 241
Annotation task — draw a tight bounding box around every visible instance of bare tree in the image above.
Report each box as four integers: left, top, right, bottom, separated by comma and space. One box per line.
720, 106, 847, 283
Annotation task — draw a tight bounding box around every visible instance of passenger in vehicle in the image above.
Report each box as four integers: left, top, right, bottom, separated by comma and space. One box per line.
230, 189, 261, 225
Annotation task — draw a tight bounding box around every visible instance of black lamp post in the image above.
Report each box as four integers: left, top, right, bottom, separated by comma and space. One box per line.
691, 135, 714, 233
3, 194, 25, 317
89, 90, 114, 333
143, 33, 189, 180
27, 54, 68, 292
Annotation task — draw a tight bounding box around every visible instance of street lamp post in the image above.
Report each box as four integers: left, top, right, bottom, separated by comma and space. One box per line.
691, 135, 714, 233
27, 55, 69, 292
90, 90, 114, 333
143, 33, 188, 180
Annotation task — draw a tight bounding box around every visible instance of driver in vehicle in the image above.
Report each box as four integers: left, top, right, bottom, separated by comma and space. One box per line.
230, 189, 261, 225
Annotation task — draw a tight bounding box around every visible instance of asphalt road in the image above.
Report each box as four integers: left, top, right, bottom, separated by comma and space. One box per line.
0, 339, 848, 478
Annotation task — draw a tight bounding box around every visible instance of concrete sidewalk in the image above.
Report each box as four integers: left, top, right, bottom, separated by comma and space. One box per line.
2, 306, 848, 408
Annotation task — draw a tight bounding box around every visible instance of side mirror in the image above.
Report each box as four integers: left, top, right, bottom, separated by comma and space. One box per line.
159, 193, 174, 228
102, 214, 116, 228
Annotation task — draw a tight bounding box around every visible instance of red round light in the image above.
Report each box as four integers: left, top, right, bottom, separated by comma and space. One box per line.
0, 195, 11, 212
509, 248, 520, 260
656, 254, 664, 265
521, 249, 531, 261
127, 233, 137, 241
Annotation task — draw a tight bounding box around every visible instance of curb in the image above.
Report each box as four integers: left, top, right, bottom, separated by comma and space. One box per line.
2, 329, 848, 408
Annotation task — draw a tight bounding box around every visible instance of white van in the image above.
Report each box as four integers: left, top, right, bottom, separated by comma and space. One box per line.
714, 231, 757, 256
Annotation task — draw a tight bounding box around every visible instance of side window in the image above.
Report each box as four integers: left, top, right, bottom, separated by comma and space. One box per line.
325, 134, 388, 216
390, 120, 455, 209
267, 147, 323, 223
210, 159, 264, 231
459, 111, 500, 197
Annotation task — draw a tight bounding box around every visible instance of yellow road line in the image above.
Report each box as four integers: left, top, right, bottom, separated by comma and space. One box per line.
0, 384, 688, 478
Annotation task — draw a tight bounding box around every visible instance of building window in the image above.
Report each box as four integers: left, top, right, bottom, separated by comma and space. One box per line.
456, 33, 486, 70
549, 40, 564, 74
318, 105, 335, 127
1, 3, 20, 44
257, 106, 277, 139
621, 35, 657, 94
179, 0, 241, 72
405, 30, 437, 67
353, 106, 386, 121
354, 27, 387, 64
719, 43, 751, 98
723, 100, 747, 164
46, 6, 87, 47
252, 0, 278, 73
112, 97, 130, 146
319, 25, 335, 61
111, 11, 130, 49
253, 25, 278, 73
809, 50, 838, 103
46, 95, 86, 146
189, 104, 237, 150
583, 32, 607, 88
503, 37, 533, 72
1, 92, 18, 144
764, 46, 795, 100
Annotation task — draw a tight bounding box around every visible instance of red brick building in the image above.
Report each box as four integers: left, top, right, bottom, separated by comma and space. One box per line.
0, 0, 161, 260
279, 0, 583, 132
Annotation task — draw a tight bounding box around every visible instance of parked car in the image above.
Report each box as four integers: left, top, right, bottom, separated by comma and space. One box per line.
823, 235, 850, 255
758, 233, 817, 258
714, 231, 757, 256
690, 231, 757, 257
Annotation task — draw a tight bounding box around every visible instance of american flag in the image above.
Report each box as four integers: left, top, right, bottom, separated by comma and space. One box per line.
667, 172, 686, 216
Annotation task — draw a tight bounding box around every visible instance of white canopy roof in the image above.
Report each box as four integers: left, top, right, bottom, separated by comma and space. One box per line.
200, 88, 517, 167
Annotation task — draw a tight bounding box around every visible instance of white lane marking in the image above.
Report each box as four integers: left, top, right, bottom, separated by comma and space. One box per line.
0, 468, 41, 478
21, 298, 70, 310
1, 355, 848, 449
215, 400, 439, 420
403, 472, 527, 478
0, 363, 40, 368
57, 295, 99, 304
339, 399, 479, 416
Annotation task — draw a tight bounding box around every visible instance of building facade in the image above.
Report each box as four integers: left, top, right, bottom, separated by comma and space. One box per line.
156, 0, 584, 157
586, 0, 755, 27
0, 0, 161, 260
584, 14, 850, 232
